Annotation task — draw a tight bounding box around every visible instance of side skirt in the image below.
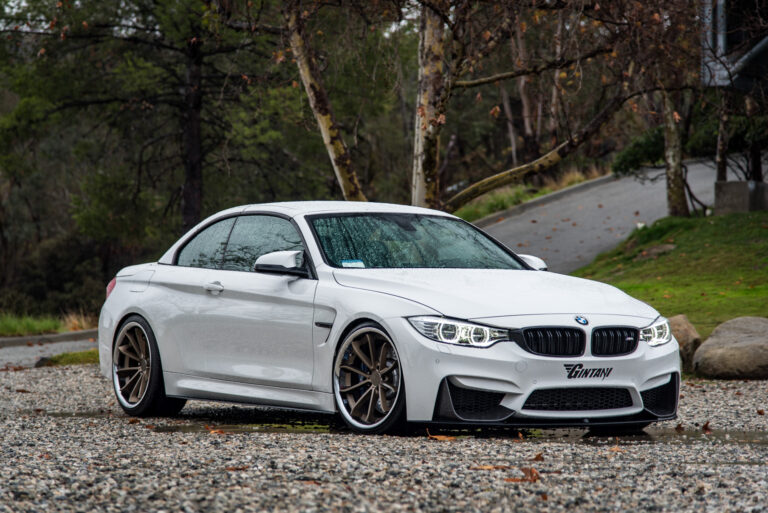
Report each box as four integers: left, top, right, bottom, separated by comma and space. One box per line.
163, 372, 336, 413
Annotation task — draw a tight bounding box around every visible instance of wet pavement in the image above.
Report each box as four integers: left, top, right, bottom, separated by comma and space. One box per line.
485, 161, 741, 274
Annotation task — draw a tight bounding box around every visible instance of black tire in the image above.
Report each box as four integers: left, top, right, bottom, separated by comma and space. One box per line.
333, 322, 406, 434
112, 315, 186, 417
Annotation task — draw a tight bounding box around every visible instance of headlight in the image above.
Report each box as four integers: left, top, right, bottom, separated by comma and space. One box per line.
408, 316, 510, 348
639, 317, 672, 346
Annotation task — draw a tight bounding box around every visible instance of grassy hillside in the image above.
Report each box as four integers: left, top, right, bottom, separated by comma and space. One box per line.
572, 211, 768, 339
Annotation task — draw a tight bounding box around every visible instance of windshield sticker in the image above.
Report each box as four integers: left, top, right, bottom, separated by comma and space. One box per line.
341, 260, 365, 268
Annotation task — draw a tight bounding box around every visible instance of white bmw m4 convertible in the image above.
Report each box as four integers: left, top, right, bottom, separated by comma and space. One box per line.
98, 201, 680, 433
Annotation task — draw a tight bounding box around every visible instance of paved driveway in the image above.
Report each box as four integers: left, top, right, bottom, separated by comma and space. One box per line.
483, 160, 730, 274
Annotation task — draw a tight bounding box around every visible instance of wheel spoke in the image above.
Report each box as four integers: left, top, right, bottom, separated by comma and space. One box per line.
382, 382, 397, 394
378, 384, 389, 412
349, 386, 374, 417
340, 365, 369, 378
118, 344, 140, 362
339, 379, 371, 393
377, 343, 389, 369
380, 362, 398, 376
120, 370, 141, 392
365, 334, 376, 369
128, 371, 144, 402
136, 329, 149, 359
137, 371, 149, 399
350, 339, 373, 368
125, 331, 141, 358
365, 385, 376, 423
116, 366, 141, 374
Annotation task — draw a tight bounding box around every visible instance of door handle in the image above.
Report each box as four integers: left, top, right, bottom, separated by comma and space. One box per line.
204, 281, 224, 295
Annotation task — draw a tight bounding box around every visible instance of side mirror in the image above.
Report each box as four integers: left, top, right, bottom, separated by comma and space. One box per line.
518, 254, 548, 271
254, 250, 309, 278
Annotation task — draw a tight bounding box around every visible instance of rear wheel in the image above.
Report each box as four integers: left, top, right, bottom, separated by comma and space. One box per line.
112, 315, 186, 417
333, 323, 405, 434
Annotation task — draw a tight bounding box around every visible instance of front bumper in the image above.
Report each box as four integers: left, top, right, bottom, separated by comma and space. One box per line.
388, 314, 680, 425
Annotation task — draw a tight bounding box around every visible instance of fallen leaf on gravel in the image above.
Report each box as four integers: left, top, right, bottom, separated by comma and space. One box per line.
426, 429, 455, 441
300, 480, 320, 485
702, 421, 712, 434
539, 493, 548, 501
15, 388, 30, 393
735, 391, 743, 396
531, 453, 544, 461
505, 467, 540, 483
598, 204, 603, 208
675, 423, 684, 433
34, 408, 44, 413
608, 445, 625, 453
26, 342, 34, 347
128, 418, 140, 424
0, 365, 26, 372
469, 465, 511, 471
208, 429, 231, 435
758, 409, 765, 416
39, 453, 51, 460
225, 466, 249, 471
145, 425, 155, 430
530, 219, 537, 223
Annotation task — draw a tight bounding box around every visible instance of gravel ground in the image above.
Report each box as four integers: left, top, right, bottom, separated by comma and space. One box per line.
1, 365, 766, 512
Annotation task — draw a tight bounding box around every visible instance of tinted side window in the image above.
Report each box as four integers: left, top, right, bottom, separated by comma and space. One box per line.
221, 215, 305, 272
176, 218, 235, 269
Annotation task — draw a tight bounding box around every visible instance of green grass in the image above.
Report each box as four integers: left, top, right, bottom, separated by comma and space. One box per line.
454, 185, 552, 222
0, 314, 62, 337
43, 348, 99, 366
572, 212, 768, 339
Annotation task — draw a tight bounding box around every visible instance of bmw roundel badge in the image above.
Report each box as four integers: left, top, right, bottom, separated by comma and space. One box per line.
575, 315, 589, 326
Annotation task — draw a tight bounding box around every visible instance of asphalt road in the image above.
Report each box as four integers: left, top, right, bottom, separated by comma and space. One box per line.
484, 160, 731, 274
0, 338, 97, 369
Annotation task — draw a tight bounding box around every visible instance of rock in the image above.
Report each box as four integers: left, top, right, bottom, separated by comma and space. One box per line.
34, 357, 54, 368
669, 314, 701, 373
693, 317, 768, 379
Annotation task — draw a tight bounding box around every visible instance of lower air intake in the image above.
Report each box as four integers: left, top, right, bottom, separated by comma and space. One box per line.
523, 387, 633, 411
641, 373, 679, 416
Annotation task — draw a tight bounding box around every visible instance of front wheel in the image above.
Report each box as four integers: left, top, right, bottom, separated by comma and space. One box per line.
333, 323, 406, 434
112, 315, 186, 417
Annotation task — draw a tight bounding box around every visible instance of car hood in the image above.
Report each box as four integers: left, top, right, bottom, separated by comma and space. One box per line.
332, 268, 658, 321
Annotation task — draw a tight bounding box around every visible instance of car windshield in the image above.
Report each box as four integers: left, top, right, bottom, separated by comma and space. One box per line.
309, 213, 525, 269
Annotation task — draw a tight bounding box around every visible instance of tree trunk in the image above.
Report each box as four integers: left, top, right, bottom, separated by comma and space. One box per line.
445, 93, 629, 212
750, 141, 763, 182
411, 2, 446, 208
286, 2, 366, 202
181, 38, 204, 234
715, 94, 729, 181
548, 12, 564, 147
661, 90, 690, 217
500, 85, 518, 167
511, 30, 539, 162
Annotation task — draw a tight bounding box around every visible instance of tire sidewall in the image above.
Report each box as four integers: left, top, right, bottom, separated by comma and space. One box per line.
112, 314, 164, 417
332, 322, 406, 434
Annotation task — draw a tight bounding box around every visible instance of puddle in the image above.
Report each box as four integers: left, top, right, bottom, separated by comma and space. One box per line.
19, 408, 768, 445
153, 422, 332, 434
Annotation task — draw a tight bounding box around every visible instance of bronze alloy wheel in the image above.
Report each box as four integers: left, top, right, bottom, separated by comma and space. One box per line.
333, 325, 404, 432
112, 321, 153, 408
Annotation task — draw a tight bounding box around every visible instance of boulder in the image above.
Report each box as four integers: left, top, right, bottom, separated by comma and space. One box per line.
669, 314, 701, 373
693, 317, 768, 379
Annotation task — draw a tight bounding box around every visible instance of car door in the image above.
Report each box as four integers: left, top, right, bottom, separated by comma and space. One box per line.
180, 214, 317, 389
151, 216, 236, 375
